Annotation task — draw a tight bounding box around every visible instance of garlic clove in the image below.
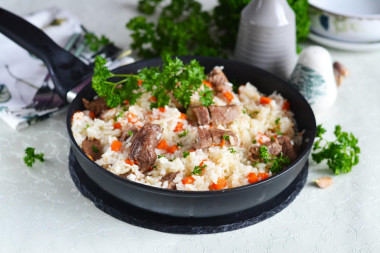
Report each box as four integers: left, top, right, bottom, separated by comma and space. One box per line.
315, 176, 333, 189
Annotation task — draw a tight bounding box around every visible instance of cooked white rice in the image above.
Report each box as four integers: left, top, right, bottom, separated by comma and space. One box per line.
71, 72, 300, 191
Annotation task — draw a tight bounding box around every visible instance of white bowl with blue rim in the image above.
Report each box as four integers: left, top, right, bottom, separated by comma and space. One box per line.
309, 0, 380, 43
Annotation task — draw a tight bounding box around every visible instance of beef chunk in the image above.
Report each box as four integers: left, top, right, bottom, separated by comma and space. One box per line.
250, 136, 296, 161
210, 129, 238, 146
193, 128, 213, 149
250, 138, 282, 159
209, 105, 240, 125
193, 128, 238, 149
191, 106, 211, 125
82, 97, 108, 116
129, 124, 163, 173
278, 135, 297, 161
207, 67, 231, 92
160, 172, 179, 190
82, 138, 102, 161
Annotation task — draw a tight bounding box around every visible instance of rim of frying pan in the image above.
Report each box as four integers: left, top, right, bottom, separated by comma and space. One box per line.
67, 56, 316, 197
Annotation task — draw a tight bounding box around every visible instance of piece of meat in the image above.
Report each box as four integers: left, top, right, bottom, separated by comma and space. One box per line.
82, 97, 108, 116
120, 126, 138, 141
210, 129, 238, 146
193, 128, 238, 149
209, 105, 240, 125
82, 138, 102, 161
160, 172, 179, 190
193, 128, 213, 149
278, 135, 297, 161
191, 106, 211, 125
207, 67, 231, 92
129, 124, 163, 173
250, 138, 282, 159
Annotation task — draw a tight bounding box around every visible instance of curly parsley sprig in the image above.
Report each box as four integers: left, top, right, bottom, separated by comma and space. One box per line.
92, 55, 214, 109
312, 125, 360, 175
23, 147, 45, 167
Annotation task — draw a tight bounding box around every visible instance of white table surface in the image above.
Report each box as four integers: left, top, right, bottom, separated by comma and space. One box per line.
1, 1, 380, 252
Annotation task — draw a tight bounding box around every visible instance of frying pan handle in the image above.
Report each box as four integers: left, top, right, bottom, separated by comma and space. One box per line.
0, 8, 92, 101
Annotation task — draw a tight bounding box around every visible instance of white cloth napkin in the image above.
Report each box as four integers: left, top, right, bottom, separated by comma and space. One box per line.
0, 7, 134, 130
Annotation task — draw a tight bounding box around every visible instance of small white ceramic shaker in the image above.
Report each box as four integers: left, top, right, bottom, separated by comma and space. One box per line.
289, 46, 337, 118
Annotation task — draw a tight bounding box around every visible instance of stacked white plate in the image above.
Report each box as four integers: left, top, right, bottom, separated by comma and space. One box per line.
308, 0, 380, 51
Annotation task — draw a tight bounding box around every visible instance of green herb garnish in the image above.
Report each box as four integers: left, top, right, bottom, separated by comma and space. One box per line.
179, 130, 189, 138
84, 32, 111, 52
259, 146, 290, 173
128, 130, 133, 136
199, 85, 214, 106
183, 151, 190, 158
223, 134, 230, 141
191, 164, 206, 175
158, 154, 166, 158
177, 143, 183, 147
275, 118, 280, 125
276, 130, 283, 136
228, 148, 236, 154
312, 125, 360, 175
86, 124, 90, 129
92, 55, 208, 109
23, 147, 45, 167
252, 139, 257, 144
91, 145, 99, 153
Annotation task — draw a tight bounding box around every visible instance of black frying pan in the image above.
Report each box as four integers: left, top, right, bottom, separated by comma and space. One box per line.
0, 8, 316, 218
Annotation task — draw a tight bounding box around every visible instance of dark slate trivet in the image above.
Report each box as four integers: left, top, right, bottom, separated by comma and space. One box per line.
69, 149, 308, 234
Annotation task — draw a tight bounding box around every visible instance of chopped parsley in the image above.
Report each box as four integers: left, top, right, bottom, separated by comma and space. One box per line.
128, 130, 133, 136
242, 109, 247, 114
250, 111, 259, 118
276, 130, 283, 136
312, 124, 360, 175
177, 143, 183, 147
183, 151, 190, 158
191, 164, 207, 175
270, 136, 275, 142
158, 154, 166, 158
228, 148, 236, 154
23, 147, 45, 167
259, 146, 290, 173
86, 124, 90, 129
178, 129, 189, 138
223, 134, 230, 141
91, 145, 99, 153
275, 118, 280, 125
252, 139, 257, 144
199, 84, 214, 107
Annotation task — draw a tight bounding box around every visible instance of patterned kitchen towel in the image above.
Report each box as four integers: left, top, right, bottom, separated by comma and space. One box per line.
0, 7, 134, 130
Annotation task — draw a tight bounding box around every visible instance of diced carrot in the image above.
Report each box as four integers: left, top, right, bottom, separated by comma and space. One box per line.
179, 113, 187, 120
137, 79, 143, 86
166, 145, 179, 154
174, 122, 184, 132
189, 149, 196, 153
247, 173, 258, 184
158, 107, 165, 113
282, 100, 290, 110
182, 176, 195, 184
127, 113, 138, 123
111, 140, 122, 152
257, 132, 270, 144
89, 111, 96, 120
220, 139, 225, 147
88, 155, 93, 161
199, 159, 207, 167
150, 96, 157, 102
223, 91, 234, 102
156, 139, 168, 150
209, 178, 227, 190
258, 172, 269, 180
260, 97, 272, 105
202, 80, 213, 88
125, 159, 134, 166
113, 122, 122, 129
